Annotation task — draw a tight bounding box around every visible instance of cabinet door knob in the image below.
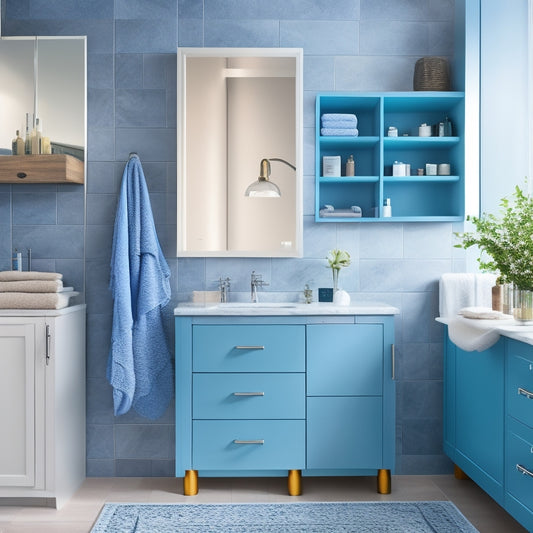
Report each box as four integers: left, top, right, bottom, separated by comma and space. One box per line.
17, 172, 27, 179
233, 439, 264, 445
233, 392, 265, 396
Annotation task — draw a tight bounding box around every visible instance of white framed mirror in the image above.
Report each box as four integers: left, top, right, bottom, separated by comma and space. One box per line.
0, 36, 86, 164
177, 47, 303, 257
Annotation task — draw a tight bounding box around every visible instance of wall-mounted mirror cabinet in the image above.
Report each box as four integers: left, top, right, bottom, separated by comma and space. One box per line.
177, 47, 303, 257
0, 36, 86, 183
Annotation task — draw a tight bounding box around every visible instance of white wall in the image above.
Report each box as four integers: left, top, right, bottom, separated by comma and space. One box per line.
480, 0, 530, 213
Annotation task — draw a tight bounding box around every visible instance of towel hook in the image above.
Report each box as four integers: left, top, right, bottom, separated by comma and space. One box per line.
128, 152, 138, 160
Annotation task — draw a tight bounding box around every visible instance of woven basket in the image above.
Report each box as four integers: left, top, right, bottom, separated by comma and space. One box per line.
413, 57, 450, 91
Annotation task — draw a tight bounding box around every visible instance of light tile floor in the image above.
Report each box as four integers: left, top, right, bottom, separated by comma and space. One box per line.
0, 475, 527, 532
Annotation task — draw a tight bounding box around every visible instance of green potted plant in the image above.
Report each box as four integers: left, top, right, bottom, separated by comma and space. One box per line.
455, 184, 533, 321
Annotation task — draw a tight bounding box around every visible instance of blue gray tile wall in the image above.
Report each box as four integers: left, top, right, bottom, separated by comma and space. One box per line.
2, 0, 462, 476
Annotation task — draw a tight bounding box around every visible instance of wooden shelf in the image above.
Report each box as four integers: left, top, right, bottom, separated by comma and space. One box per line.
0, 154, 84, 184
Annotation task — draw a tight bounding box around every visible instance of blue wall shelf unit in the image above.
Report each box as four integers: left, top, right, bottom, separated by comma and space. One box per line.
315, 92, 465, 222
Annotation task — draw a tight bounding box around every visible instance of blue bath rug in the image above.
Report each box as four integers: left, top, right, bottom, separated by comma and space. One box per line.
90, 501, 479, 533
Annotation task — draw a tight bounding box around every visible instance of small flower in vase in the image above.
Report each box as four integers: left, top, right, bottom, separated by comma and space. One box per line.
326, 249, 351, 292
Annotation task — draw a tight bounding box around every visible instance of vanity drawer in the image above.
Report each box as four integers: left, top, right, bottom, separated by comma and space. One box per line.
192, 325, 305, 372
507, 348, 533, 427
193, 420, 305, 470
506, 418, 533, 513
193, 373, 305, 419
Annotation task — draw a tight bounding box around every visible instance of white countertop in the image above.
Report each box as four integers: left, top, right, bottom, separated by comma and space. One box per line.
437, 315, 533, 348
174, 301, 399, 316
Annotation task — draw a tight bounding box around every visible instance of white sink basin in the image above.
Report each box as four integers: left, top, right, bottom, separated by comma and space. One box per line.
216, 302, 297, 309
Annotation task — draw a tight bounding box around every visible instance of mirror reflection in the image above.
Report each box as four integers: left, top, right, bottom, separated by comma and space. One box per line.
177, 48, 303, 257
0, 36, 85, 161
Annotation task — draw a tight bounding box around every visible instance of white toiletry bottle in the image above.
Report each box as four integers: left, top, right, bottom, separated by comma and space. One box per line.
383, 198, 392, 218
345, 154, 355, 176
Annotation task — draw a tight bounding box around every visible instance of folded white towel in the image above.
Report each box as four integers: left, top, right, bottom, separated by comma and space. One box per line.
0, 271, 63, 282
0, 279, 64, 293
321, 128, 359, 136
439, 273, 497, 317
321, 113, 358, 124
320, 120, 359, 129
458, 306, 513, 320
0, 291, 78, 309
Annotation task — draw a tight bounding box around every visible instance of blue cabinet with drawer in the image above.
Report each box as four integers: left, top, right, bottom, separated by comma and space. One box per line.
443, 332, 533, 531
175, 313, 396, 496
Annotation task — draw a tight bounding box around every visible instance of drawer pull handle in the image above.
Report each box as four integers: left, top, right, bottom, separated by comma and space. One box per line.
516, 464, 533, 478
233, 439, 264, 445
518, 387, 533, 400
233, 392, 265, 396
235, 345, 265, 350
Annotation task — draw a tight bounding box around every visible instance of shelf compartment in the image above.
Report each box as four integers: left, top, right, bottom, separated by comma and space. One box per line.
317, 180, 379, 219
383, 180, 463, 218
0, 154, 84, 184
318, 95, 381, 137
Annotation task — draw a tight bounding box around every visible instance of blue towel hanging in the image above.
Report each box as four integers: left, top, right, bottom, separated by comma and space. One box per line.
107, 154, 173, 419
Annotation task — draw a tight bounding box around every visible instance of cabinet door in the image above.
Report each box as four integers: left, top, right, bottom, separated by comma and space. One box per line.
0, 320, 45, 487
455, 339, 504, 486
307, 324, 382, 396
307, 396, 382, 468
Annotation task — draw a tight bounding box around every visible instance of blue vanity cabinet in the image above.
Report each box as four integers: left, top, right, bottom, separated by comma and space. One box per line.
175, 312, 396, 496
443, 331, 505, 504
505, 339, 533, 531
307, 323, 385, 469
316, 92, 465, 222
443, 330, 533, 531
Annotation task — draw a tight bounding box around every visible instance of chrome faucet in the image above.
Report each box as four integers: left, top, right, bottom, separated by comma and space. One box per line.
218, 277, 231, 303
250, 271, 268, 303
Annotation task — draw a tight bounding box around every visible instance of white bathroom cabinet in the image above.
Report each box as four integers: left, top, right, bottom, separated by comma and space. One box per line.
0, 305, 86, 509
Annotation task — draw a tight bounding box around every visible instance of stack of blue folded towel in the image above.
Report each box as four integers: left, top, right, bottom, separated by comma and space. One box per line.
320, 113, 359, 136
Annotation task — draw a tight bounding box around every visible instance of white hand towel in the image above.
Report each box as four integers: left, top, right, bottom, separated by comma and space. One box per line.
0, 279, 63, 293
439, 273, 497, 317
0, 291, 78, 309
0, 271, 63, 282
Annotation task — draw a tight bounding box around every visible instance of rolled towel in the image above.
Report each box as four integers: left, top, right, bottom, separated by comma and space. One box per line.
0, 279, 64, 293
321, 128, 359, 136
0, 270, 62, 282
321, 113, 358, 125
0, 291, 78, 309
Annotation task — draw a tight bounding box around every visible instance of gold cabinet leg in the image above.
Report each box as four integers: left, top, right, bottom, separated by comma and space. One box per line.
288, 469, 302, 496
184, 470, 198, 495
454, 465, 469, 480
377, 469, 391, 494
